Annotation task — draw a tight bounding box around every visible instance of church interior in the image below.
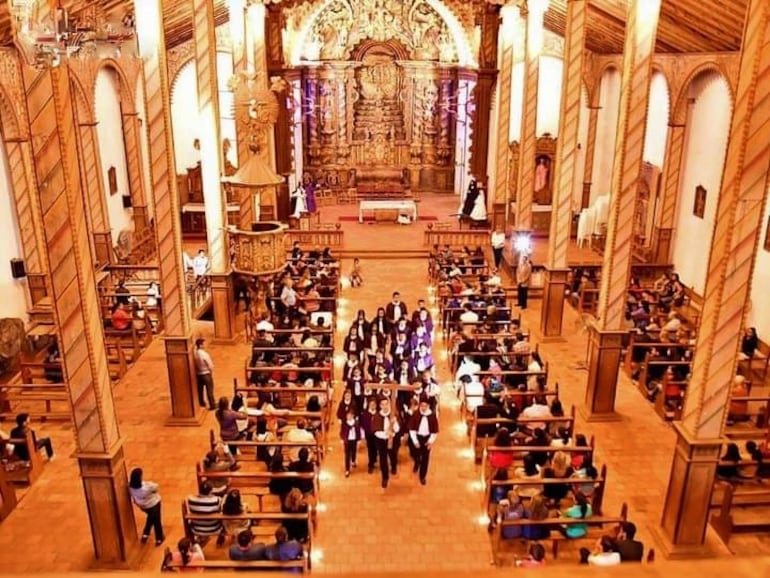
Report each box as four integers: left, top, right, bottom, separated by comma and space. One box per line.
0, 0, 769, 576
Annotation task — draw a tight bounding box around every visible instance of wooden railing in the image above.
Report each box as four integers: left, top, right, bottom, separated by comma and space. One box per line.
423, 228, 490, 248
285, 226, 344, 248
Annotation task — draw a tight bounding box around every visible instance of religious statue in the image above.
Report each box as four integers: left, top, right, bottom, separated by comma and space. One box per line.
534, 155, 551, 204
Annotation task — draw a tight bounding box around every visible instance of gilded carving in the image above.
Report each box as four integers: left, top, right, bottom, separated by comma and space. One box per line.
303, 0, 457, 63
229, 225, 287, 275
167, 38, 195, 87
231, 73, 285, 159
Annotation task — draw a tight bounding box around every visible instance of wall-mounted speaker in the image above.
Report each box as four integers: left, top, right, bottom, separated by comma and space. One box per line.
121, 195, 133, 209
10, 258, 26, 279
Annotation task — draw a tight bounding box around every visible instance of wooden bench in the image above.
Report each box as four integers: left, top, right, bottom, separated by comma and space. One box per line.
210, 428, 325, 466
485, 461, 607, 515
162, 551, 308, 573
451, 346, 540, 373
475, 366, 550, 388
738, 339, 770, 384
0, 462, 18, 520
103, 325, 148, 364
0, 382, 70, 421
0, 429, 45, 485
710, 483, 770, 544
178, 504, 313, 570
724, 397, 770, 439
493, 503, 628, 564
19, 360, 63, 384
470, 407, 577, 462
459, 384, 559, 428
676, 286, 703, 327
195, 462, 319, 512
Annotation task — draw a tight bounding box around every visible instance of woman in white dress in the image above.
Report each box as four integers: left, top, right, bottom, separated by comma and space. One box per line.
290, 185, 308, 219
470, 188, 487, 221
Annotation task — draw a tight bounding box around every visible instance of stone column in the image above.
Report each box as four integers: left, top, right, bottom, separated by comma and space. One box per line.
494, 5, 516, 223
135, 0, 203, 425
193, 0, 235, 342
652, 121, 686, 263
514, 0, 548, 231
120, 110, 149, 231
541, 0, 587, 337
468, 3, 500, 191
584, 0, 661, 420
21, 61, 138, 567
654, 0, 770, 556
581, 105, 600, 208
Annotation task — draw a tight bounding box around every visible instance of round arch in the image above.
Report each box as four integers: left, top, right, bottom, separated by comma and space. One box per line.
672, 62, 734, 125
290, 0, 476, 67
588, 62, 620, 108
95, 59, 136, 114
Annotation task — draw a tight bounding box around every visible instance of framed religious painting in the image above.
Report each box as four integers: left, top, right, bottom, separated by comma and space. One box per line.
693, 185, 706, 219
108, 166, 118, 196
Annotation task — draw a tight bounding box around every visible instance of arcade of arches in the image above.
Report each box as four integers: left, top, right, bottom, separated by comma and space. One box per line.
0, 0, 768, 576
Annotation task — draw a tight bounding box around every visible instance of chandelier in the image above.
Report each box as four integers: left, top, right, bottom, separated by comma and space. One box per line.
10, 0, 135, 68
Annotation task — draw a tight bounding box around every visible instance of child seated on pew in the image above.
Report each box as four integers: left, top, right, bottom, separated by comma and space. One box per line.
515, 543, 547, 568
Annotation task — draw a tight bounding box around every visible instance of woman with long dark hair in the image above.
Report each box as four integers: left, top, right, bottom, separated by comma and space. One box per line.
128, 467, 165, 546
221, 488, 250, 539
168, 537, 204, 570
215, 396, 247, 455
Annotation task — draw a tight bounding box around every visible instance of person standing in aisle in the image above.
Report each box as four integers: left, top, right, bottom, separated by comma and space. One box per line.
491, 228, 506, 269
409, 398, 439, 485
516, 255, 532, 310
129, 467, 165, 546
372, 396, 401, 489
194, 338, 216, 410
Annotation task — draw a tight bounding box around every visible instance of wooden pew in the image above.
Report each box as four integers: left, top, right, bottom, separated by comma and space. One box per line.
244, 364, 334, 388
710, 483, 770, 544
450, 346, 540, 372
209, 429, 325, 466
738, 339, 770, 384
195, 462, 319, 512
470, 407, 577, 461
724, 396, 770, 439
0, 463, 18, 520
484, 457, 606, 514
0, 382, 70, 421
19, 360, 63, 384
493, 503, 628, 564
475, 365, 550, 388
676, 286, 704, 327
178, 504, 312, 570
0, 428, 45, 485
459, 383, 559, 428
103, 325, 146, 364
105, 342, 128, 381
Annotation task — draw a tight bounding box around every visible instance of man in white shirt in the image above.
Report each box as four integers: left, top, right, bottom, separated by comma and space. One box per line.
455, 355, 481, 394
280, 278, 298, 316
284, 419, 316, 462
585, 536, 622, 567
520, 395, 552, 431
193, 338, 216, 410
192, 250, 209, 278
490, 229, 506, 269
486, 269, 502, 287
408, 399, 439, 485
459, 303, 479, 324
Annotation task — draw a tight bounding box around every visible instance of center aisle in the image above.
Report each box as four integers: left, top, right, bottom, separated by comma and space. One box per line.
314, 258, 491, 574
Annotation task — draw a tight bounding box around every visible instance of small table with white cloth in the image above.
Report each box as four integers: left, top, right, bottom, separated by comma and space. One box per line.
358, 199, 419, 223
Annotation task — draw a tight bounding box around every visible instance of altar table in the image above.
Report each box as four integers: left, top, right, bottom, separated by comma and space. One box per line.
358, 199, 419, 223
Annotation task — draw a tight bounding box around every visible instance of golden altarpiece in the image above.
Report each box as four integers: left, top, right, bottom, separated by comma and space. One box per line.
279, 0, 478, 194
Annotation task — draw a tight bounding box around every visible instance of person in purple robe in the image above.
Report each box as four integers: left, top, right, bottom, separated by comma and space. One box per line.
305, 180, 317, 213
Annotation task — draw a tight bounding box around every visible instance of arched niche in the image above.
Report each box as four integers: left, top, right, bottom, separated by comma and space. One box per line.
95, 67, 133, 244
0, 138, 28, 319
671, 70, 732, 294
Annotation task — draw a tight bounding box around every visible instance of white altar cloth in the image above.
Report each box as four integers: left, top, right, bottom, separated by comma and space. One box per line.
358, 199, 418, 223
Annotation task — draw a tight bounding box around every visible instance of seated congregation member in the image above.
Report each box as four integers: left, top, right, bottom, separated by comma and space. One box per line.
497, 493, 525, 539
284, 419, 316, 462
168, 537, 205, 570
520, 395, 551, 431
487, 469, 513, 531
221, 489, 250, 540
727, 375, 750, 424
282, 488, 310, 543
229, 530, 267, 561
186, 482, 223, 544
110, 302, 131, 330
558, 491, 592, 539
10, 413, 54, 461
288, 448, 316, 495
488, 428, 514, 471
740, 326, 760, 359
215, 397, 248, 455
513, 453, 542, 499
614, 521, 644, 562
268, 456, 293, 498
265, 526, 304, 566
515, 543, 547, 568
541, 451, 574, 505
522, 494, 551, 540
43, 344, 63, 383
717, 443, 743, 479
583, 536, 621, 567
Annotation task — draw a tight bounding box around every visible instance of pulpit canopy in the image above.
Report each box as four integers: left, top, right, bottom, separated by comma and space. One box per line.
222, 155, 284, 188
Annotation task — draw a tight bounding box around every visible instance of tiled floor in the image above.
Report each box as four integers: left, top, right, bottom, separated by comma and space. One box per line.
1, 195, 769, 576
